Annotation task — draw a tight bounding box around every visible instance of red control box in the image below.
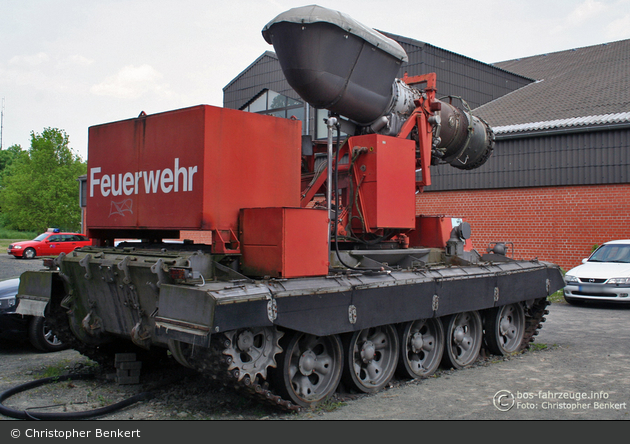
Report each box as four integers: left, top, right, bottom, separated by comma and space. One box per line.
349, 134, 416, 231
240, 207, 329, 278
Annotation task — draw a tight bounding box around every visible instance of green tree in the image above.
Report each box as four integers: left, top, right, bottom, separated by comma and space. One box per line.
0, 128, 86, 233
0, 144, 25, 185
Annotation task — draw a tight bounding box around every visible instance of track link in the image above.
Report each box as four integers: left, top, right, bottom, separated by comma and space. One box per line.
47, 295, 301, 411
47, 294, 550, 414
186, 334, 302, 413
519, 297, 551, 351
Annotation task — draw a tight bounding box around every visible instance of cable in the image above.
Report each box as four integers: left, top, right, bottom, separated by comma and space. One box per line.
331, 121, 390, 273
0, 373, 153, 420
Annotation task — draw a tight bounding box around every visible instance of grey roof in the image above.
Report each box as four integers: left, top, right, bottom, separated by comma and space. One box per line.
475, 39, 630, 132
493, 111, 630, 135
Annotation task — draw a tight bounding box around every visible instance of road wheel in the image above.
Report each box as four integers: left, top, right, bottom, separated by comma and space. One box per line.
22, 248, 36, 259
397, 318, 444, 379
484, 303, 526, 355
271, 331, 343, 408
342, 324, 399, 393
442, 311, 483, 369
28, 316, 67, 352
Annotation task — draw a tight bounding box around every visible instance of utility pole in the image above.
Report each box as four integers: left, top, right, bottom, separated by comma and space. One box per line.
0, 97, 4, 150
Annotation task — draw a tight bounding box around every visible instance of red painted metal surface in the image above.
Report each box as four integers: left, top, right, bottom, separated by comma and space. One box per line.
240, 207, 329, 278
86, 105, 301, 240
399, 72, 438, 190
408, 216, 454, 248
408, 215, 472, 250
348, 134, 416, 231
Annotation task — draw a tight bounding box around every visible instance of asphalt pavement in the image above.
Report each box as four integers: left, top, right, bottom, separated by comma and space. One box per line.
314, 300, 630, 420
0, 253, 44, 281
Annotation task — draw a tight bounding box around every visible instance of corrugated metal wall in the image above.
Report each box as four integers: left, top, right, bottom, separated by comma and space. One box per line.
223, 52, 297, 111
384, 34, 533, 110
427, 127, 630, 190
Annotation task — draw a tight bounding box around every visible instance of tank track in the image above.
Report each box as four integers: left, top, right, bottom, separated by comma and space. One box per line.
44, 296, 108, 366
186, 333, 303, 413
46, 293, 549, 413
43, 291, 301, 411
45, 294, 170, 372
519, 297, 551, 351
186, 298, 551, 412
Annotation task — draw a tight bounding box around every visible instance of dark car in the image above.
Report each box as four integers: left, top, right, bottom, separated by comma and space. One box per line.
0, 278, 67, 352
7, 229, 92, 259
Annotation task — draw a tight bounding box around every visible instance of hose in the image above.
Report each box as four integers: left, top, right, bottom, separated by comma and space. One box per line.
332, 122, 361, 271
0, 373, 153, 420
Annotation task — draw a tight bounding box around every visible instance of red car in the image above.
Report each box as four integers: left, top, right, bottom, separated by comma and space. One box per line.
7, 230, 92, 259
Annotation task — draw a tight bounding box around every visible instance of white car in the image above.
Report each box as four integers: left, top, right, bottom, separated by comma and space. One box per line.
564, 240, 630, 305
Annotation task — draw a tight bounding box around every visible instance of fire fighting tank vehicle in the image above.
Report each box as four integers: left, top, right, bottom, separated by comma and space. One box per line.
16, 5, 564, 411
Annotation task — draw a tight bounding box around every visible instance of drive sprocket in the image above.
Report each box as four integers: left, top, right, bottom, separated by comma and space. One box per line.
222, 327, 284, 382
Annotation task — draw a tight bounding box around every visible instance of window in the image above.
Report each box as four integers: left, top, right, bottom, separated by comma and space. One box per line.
315, 108, 348, 140
590, 244, 630, 263
241, 90, 305, 130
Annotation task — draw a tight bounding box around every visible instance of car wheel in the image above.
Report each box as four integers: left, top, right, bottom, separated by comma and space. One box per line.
22, 248, 36, 259
28, 316, 67, 352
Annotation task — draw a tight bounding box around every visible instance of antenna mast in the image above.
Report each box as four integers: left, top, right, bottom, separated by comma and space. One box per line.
0, 97, 4, 150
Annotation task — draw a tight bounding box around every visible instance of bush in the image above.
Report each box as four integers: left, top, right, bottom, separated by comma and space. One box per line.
0, 227, 37, 240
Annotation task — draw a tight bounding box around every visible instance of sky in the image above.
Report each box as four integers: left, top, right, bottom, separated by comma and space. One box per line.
1, 0, 629, 160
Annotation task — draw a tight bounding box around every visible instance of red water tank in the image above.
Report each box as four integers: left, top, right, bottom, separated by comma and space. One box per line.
86, 105, 302, 240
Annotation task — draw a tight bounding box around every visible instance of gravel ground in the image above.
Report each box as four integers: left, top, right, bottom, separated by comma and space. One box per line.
0, 252, 46, 280
1, 254, 629, 421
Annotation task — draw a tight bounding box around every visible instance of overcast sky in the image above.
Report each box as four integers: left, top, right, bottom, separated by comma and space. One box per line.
1, 0, 629, 160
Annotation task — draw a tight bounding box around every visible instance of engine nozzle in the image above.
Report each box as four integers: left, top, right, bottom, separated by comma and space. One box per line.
434, 99, 495, 170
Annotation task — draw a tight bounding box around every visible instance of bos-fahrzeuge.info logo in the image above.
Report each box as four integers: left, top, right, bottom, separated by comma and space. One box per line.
493, 390, 627, 412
